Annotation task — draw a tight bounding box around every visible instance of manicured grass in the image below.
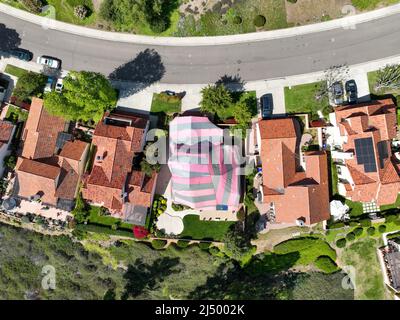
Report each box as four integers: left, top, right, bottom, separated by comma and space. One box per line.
4, 65, 28, 78
150, 93, 182, 114
284, 81, 329, 116
273, 237, 337, 266
87, 206, 133, 230
368, 70, 400, 97
179, 214, 235, 241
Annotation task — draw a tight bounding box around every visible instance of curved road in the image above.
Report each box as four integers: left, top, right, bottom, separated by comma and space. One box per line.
1, 11, 400, 84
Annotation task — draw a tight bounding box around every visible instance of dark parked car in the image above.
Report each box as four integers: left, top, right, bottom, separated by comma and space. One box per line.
345, 79, 358, 104
260, 93, 273, 119
7, 49, 33, 61
332, 81, 344, 105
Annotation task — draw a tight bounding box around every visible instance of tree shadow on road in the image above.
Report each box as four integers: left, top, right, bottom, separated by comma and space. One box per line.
0, 24, 22, 57
215, 74, 246, 92
109, 49, 165, 98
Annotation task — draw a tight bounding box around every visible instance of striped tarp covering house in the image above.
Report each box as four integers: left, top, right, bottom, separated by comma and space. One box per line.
168, 116, 241, 212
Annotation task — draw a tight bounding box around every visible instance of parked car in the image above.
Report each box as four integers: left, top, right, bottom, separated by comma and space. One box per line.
37, 55, 61, 69
332, 81, 344, 105
345, 79, 358, 104
0, 86, 6, 102
260, 93, 273, 119
7, 49, 33, 61
55, 78, 64, 93
44, 77, 56, 93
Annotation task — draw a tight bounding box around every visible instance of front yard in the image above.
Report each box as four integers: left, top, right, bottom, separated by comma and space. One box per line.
284, 81, 329, 117
150, 93, 182, 114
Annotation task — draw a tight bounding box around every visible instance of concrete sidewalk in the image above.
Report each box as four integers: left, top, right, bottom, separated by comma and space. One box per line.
1, 2, 400, 46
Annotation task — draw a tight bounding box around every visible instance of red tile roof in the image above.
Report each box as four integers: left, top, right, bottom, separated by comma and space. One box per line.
334, 99, 400, 205
22, 98, 66, 160
259, 118, 330, 225
59, 140, 88, 161
0, 120, 14, 143
82, 112, 155, 215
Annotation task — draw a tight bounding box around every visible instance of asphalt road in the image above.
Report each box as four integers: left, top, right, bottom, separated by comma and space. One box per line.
1, 12, 400, 84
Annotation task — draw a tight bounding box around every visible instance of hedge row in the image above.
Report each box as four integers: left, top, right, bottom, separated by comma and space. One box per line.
75, 223, 135, 238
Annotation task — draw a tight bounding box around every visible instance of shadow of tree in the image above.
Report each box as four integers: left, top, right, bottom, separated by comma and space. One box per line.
109, 49, 165, 97
0, 24, 22, 57
188, 251, 301, 299
215, 74, 246, 92
121, 257, 180, 299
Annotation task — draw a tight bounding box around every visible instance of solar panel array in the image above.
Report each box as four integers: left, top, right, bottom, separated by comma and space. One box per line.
377, 141, 389, 169
354, 137, 377, 173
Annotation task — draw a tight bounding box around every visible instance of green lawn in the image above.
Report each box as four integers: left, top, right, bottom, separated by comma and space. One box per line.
179, 215, 235, 241
45, 0, 97, 26
273, 237, 337, 267
87, 206, 133, 230
368, 70, 400, 97
284, 81, 329, 116
150, 93, 182, 114
4, 65, 29, 78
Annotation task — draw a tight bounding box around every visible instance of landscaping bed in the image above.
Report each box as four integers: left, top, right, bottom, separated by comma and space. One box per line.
150, 93, 182, 114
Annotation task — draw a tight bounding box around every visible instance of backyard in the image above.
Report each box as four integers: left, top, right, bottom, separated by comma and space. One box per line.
179, 214, 235, 241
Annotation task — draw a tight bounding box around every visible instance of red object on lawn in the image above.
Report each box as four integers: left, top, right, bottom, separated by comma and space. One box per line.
133, 226, 149, 239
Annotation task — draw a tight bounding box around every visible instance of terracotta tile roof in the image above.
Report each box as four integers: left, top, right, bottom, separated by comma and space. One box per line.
83, 111, 153, 215
258, 118, 297, 140
0, 120, 14, 143
17, 158, 60, 180
259, 118, 329, 225
59, 140, 88, 161
334, 99, 400, 205
22, 98, 67, 160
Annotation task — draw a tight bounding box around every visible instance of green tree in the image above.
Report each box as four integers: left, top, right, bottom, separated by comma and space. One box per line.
44, 71, 117, 122
72, 192, 90, 223
222, 227, 253, 262
200, 84, 233, 119
13, 72, 46, 102
231, 101, 252, 136
375, 64, 400, 91
3, 155, 17, 170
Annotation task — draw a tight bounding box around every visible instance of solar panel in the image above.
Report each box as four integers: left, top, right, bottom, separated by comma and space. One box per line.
354, 137, 377, 173
377, 141, 389, 169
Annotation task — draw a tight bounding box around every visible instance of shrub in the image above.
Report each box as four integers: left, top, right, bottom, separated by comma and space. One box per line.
176, 240, 190, 248
198, 242, 211, 250
111, 223, 118, 231
378, 224, 387, 233
233, 16, 242, 24
150, 18, 168, 33
315, 255, 338, 273
74, 5, 88, 19
151, 239, 167, 250
395, 218, 400, 226
133, 226, 149, 239
254, 15, 266, 27
328, 222, 345, 229
354, 227, 363, 237
386, 214, 397, 223
360, 219, 371, 228
336, 238, 347, 248
22, 0, 43, 13
209, 246, 220, 256
346, 232, 355, 241
349, 221, 359, 227
171, 202, 190, 211
236, 210, 246, 221
367, 226, 376, 236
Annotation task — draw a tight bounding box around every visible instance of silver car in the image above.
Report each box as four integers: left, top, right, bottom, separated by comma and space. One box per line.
37, 55, 61, 69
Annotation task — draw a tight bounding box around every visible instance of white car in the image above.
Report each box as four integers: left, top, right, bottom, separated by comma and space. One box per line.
0, 86, 6, 102
55, 78, 64, 93
36, 55, 61, 69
